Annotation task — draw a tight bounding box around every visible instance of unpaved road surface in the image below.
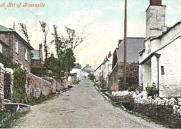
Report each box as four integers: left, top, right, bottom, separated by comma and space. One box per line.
14, 80, 164, 128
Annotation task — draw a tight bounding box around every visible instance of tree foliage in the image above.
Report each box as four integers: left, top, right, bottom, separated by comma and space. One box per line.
18, 23, 30, 44
65, 27, 83, 52
50, 26, 81, 77
39, 21, 49, 62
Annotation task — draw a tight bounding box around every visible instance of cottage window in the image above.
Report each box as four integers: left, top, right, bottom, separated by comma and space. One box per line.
14, 40, 18, 54
25, 48, 28, 60
161, 66, 165, 75
0, 43, 2, 53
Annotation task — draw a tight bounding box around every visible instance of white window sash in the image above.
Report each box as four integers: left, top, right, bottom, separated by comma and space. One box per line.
0, 43, 2, 53
15, 40, 19, 54
25, 48, 28, 60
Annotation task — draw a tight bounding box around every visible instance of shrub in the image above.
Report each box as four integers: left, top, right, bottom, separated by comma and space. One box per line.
88, 73, 95, 81
146, 82, 158, 98
12, 67, 27, 103
31, 67, 47, 77
0, 53, 19, 69
128, 85, 139, 92
73, 80, 80, 85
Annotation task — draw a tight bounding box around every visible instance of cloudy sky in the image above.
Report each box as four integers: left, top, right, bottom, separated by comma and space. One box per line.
0, 0, 181, 68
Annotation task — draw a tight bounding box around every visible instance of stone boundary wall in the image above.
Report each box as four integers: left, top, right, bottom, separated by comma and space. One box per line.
112, 91, 181, 127
0, 63, 13, 108
27, 73, 52, 97
27, 73, 69, 98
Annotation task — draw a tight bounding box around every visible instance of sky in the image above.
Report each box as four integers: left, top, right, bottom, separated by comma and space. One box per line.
0, 0, 181, 69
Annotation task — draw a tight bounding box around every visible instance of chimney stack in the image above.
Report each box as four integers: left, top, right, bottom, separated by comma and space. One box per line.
150, 0, 162, 6
118, 40, 122, 46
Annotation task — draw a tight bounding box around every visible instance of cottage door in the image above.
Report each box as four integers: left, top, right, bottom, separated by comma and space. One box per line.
4, 73, 11, 100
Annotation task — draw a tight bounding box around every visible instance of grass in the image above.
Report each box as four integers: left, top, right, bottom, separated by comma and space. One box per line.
0, 93, 61, 128
27, 93, 59, 106
0, 111, 30, 128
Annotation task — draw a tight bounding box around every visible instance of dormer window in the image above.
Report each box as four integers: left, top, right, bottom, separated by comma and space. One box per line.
14, 40, 18, 54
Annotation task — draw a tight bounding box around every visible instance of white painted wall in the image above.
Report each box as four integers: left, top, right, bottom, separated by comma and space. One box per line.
146, 5, 166, 39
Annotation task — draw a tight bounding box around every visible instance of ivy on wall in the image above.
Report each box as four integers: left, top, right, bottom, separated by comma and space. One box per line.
0, 53, 19, 69
12, 67, 27, 103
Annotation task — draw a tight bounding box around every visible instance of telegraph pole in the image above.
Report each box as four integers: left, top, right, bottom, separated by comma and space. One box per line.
123, 0, 127, 89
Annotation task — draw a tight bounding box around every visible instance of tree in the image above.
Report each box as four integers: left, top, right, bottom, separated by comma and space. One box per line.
39, 21, 49, 62
65, 27, 83, 52
62, 48, 76, 72
18, 23, 30, 44
51, 25, 65, 77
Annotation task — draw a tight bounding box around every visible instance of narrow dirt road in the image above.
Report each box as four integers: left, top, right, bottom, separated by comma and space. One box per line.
14, 80, 164, 128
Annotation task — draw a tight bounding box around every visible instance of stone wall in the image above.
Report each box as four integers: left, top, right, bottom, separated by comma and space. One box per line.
27, 73, 54, 97
26, 73, 68, 98
0, 63, 13, 107
112, 91, 181, 127
108, 62, 139, 91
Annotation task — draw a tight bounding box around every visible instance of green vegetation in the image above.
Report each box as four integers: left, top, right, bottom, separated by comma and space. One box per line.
146, 82, 158, 98
127, 85, 142, 92
88, 73, 95, 81
73, 79, 80, 85
18, 23, 30, 44
27, 93, 58, 106
0, 53, 19, 69
0, 110, 29, 128
12, 67, 27, 103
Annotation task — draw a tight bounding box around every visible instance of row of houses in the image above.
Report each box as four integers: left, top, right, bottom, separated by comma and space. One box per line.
94, 0, 181, 98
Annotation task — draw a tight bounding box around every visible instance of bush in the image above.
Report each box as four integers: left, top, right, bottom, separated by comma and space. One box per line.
31, 67, 47, 77
12, 67, 27, 103
0, 53, 19, 69
128, 85, 139, 92
73, 80, 80, 85
88, 73, 95, 81
26, 93, 57, 106
146, 82, 158, 98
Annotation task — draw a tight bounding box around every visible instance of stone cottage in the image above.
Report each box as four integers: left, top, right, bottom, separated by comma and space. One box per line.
139, 0, 181, 98
0, 25, 33, 72
109, 38, 144, 91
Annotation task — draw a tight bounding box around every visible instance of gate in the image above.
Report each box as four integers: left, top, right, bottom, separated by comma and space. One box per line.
4, 73, 11, 100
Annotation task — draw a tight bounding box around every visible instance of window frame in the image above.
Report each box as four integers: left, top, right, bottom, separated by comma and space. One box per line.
14, 40, 19, 54
24, 47, 28, 61
0, 43, 2, 53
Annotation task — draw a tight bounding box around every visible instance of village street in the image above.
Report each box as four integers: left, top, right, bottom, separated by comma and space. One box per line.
14, 80, 164, 128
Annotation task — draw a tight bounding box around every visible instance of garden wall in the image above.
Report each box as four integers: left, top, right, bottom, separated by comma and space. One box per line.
0, 63, 13, 107
27, 73, 68, 98
112, 91, 181, 127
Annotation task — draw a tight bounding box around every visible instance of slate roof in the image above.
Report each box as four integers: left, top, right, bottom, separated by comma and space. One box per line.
0, 25, 14, 32
0, 24, 33, 50
31, 50, 40, 60
116, 37, 145, 63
